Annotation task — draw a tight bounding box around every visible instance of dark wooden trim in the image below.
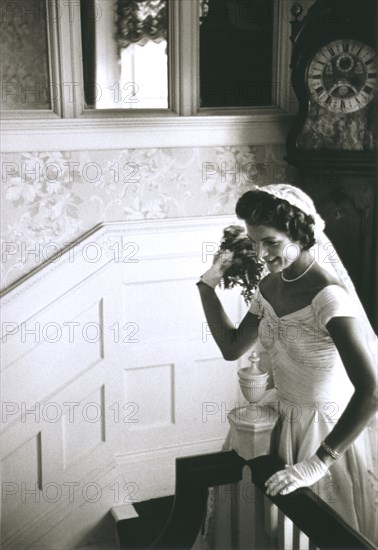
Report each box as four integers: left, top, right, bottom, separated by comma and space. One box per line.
247, 455, 377, 550
119, 451, 376, 549
284, 151, 378, 177
149, 450, 245, 549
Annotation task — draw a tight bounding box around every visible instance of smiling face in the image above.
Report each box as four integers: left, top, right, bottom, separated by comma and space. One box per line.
246, 224, 301, 274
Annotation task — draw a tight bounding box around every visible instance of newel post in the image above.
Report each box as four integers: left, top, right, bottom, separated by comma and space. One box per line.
214, 403, 280, 549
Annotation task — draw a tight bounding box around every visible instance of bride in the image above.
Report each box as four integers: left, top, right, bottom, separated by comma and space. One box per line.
197, 184, 377, 543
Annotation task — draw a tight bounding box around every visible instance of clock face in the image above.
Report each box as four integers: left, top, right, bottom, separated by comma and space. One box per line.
307, 39, 378, 113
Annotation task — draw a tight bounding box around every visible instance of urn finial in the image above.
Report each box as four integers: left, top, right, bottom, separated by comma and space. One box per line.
247, 350, 263, 375
238, 350, 269, 403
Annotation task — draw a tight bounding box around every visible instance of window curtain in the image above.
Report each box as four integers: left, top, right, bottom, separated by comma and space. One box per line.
116, 0, 167, 48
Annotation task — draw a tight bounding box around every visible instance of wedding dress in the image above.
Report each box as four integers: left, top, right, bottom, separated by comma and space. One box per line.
195, 184, 377, 548
244, 283, 378, 542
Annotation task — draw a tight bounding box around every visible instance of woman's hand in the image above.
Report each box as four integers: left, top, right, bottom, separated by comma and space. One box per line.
200, 249, 234, 289
197, 247, 260, 360
265, 454, 329, 496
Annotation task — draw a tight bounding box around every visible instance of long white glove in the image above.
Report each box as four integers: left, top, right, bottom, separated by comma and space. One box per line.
265, 454, 329, 496
199, 249, 234, 289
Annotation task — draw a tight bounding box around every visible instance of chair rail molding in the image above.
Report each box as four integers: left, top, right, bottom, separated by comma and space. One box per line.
1, 214, 246, 549
1, 215, 238, 309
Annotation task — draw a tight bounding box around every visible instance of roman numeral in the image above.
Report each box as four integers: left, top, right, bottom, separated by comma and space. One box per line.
315, 86, 325, 94
367, 73, 376, 78
365, 58, 375, 65
347, 99, 355, 109
341, 100, 345, 110
325, 95, 332, 104
363, 85, 373, 94
342, 43, 349, 53
328, 48, 336, 57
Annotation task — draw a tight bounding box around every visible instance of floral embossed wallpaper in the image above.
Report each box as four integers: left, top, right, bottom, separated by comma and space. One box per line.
1, 144, 288, 290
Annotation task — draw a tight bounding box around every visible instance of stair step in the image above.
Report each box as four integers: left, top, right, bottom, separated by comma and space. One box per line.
112, 496, 174, 549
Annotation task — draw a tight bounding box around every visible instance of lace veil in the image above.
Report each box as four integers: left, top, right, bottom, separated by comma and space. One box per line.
199, 184, 377, 545
258, 184, 377, 512
259, 183, 377, 362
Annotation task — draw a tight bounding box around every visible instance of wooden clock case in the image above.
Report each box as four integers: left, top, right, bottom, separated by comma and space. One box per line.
285, 0, 377, 330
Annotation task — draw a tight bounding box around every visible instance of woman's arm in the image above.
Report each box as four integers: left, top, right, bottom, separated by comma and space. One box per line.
265, 316, 378, 496
197, 281, 260, 360
315, 316, 378, 465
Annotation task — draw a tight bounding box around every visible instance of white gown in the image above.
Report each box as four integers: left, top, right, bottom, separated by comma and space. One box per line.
195, 183, 377, 547
243, 283, 377, 543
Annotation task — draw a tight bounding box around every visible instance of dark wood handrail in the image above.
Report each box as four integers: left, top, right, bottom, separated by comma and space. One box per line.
248, 455, 377, 550
119, 450, 376, 550
149, 450, 245, 549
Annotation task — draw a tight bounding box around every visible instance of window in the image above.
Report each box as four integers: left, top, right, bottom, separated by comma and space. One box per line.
81, 0, 169, 109
0, 0, 51, 111
199, 0, 274, 108
1, 0, 296, 151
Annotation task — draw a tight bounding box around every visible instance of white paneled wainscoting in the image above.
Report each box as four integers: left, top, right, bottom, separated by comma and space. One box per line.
1, 215, 252, 549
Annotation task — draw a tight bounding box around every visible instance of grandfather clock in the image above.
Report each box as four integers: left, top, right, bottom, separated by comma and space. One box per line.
285, 0, 378, 331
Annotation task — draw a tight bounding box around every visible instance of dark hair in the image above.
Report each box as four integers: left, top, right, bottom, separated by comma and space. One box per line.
235, 190, 316, 250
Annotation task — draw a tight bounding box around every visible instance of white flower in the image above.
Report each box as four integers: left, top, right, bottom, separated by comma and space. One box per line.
5, 180, 40, 203
46, 180, 63, 195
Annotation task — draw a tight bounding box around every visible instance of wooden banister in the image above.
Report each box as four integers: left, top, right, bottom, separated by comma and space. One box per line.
149, 450, 245, 549
118, 451, 376, 550
247, 455, 377, 550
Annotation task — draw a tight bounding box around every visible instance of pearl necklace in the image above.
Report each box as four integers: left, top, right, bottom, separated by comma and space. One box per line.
281, 260, 316, 282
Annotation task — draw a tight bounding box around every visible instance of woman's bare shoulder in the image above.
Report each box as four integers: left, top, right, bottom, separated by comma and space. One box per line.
259, 264, 341, 304
298, 264, 342, 303
259, 272, 278, 292
309, 263, 340, 288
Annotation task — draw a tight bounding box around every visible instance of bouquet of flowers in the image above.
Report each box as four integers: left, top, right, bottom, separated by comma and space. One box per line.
218, 225, 264, 304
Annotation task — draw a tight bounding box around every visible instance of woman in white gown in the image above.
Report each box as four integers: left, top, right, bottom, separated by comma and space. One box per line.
197, 184, 377, 544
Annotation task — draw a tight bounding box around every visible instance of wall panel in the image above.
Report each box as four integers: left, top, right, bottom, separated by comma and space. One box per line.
1, 216, 251, 548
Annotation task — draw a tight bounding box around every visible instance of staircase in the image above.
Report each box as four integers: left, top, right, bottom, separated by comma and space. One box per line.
111, 452, 377, 550
112, 496, 175, 549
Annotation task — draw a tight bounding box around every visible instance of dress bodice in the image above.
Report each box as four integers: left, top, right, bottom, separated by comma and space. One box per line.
249, 285, 357, 405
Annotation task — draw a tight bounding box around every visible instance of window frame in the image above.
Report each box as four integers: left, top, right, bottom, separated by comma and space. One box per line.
1, 0, 297, 152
